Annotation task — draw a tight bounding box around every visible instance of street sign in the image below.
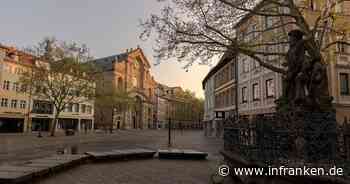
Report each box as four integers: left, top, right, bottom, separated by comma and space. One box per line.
215, 111, 225, 120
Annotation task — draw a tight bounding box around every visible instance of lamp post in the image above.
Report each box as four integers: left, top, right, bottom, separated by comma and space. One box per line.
160, 92, 186, 148
168, 116, 171, 147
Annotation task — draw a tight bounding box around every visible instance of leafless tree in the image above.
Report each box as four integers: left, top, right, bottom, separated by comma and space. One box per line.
141, 0, 350, 74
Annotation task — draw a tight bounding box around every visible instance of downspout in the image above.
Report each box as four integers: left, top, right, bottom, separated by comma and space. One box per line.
235, 55, 239, 121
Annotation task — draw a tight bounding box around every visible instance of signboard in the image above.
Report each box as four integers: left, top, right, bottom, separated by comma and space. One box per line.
215, 111, 225, 120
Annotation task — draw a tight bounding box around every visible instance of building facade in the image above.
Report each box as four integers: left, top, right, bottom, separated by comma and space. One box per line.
0, 45, 94, 133
93, 48, 157, 129
203, 74, 215, 136
234, 0, 350, 123
202, 53, 238, 137
155, 83, 171, 128
156, 84, 203, 129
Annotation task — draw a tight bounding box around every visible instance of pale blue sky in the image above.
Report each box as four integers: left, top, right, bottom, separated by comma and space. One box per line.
0, 0, 211, 98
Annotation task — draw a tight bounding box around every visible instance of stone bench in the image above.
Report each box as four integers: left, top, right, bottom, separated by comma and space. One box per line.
0, 154, 89, 183
158, 149, 208, 160
85, 148, 156, 161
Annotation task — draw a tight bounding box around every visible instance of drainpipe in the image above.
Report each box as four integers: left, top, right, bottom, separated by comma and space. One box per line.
234, 55, 239, 121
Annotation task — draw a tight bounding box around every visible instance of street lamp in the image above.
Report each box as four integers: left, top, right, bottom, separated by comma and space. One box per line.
167, 99, 173, 147
158, 92, 187, 148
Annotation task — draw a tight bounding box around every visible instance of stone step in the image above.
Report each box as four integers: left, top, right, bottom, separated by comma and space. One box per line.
85, 148, 156, 161
158, 149, 208, 160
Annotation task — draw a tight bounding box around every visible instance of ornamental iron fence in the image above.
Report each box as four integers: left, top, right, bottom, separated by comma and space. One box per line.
223, 112, 350, 175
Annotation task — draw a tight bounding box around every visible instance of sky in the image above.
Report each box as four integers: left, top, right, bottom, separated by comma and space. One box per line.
0, 0, 213, 98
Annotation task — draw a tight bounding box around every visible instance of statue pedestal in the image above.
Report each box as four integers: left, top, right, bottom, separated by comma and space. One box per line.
280, 110, 337, 163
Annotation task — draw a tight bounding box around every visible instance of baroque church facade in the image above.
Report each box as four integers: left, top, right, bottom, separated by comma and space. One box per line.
93, 48, 157, 129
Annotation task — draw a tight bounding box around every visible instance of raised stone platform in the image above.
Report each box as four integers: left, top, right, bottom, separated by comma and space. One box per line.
0, 154, 89, 183
85, 148, 156, 161
158, 149, 208, 160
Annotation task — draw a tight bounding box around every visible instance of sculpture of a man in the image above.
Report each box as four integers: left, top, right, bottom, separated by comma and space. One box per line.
281, 29, 332, 110
284, 30, 309, 106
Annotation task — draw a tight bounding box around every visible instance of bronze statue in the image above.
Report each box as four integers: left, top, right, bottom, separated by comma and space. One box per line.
281, 30, 332, 111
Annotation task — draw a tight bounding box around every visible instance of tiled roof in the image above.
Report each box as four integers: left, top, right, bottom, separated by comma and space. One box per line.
92, 52, 128, 71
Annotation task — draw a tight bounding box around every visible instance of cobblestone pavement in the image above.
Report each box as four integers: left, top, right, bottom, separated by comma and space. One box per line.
0, 130, 231, 183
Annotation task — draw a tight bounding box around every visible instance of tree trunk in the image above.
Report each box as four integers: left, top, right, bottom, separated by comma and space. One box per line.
50, 114, 59, 136
122, 111, 126, 129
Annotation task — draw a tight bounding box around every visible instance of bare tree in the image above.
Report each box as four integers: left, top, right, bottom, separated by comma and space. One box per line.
20, 38, 99, 136
140, 0, 350, 73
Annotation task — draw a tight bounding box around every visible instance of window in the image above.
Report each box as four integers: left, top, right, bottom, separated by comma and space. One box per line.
252, 24, 258, 38
14, 67, 22, 75
87, 105, 92, 114
81, 104, 86, 113
3, 64, 12, 73
253, 83, 260, 101
67, 103, 73, 112
20, 100, 26, 109
242, 59, 249, 73
12, 82, 19, 92
266, 79, 275, 98
335, 2, 344, 13
253, 61, 260, 69
21, 84, 27, 93
1, 98, 8, 107
32, 100, 53, 114
280, 6, 290, 14
340, 73, 349, 95
265, 16, 273, 29
3, 80, 10, 90
226, 90, 230, 107
11, 100, 17, 108
74, 103, 79, 113
231, 62, 235, 80
42, 87, 47, 94
75, 90, 80, 97
242, 87, 248, 103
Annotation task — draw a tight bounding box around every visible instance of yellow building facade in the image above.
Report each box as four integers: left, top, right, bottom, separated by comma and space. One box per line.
0, 45, 95, 133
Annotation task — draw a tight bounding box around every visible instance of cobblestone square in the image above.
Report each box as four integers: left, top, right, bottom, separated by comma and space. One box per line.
0, 130, 229, 183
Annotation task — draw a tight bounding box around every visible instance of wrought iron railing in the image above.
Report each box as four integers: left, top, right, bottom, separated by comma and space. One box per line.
223, 112, 350, 175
